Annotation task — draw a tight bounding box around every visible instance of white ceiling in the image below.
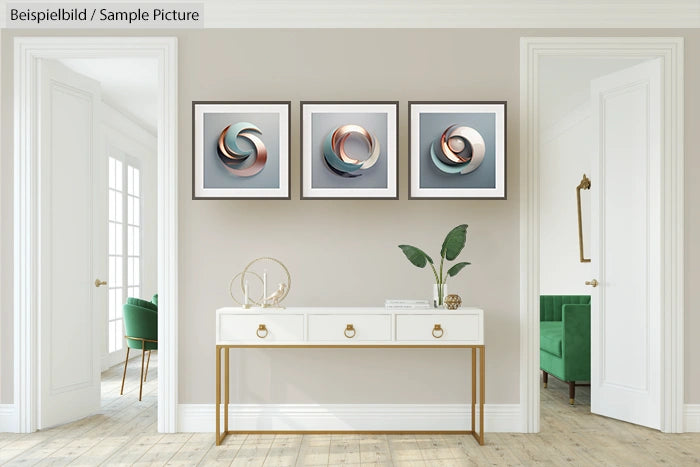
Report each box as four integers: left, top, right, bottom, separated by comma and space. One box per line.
1, 0, 698, 27
58, 58, 158, 133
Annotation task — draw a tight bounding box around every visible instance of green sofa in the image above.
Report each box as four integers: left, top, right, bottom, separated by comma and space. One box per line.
540, 295, 591, 404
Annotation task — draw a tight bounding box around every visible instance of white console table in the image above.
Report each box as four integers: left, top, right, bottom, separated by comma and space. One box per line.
215, 307, 485, 445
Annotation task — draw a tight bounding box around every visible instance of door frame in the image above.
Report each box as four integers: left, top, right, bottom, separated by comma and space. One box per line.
13, 37, 178, 433
519, 37, 685, 433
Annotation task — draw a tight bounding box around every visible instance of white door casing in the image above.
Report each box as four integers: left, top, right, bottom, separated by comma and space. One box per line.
589, 60, 662, 429
519, 38, 684, 433
13, 37, 178, 434
37, 60, 104, 428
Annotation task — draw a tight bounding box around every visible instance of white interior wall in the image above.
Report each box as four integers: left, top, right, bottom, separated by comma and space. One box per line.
539, 104, 592, 294
100, 103, 158, 302
538, 57, 646, 295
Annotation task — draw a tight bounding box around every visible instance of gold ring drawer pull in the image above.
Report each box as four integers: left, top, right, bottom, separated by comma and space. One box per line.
344, 324, 356, 339
256, 324, 268, 339
432, 324, 444, 339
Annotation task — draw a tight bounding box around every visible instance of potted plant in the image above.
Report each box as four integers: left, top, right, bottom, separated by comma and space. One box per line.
398, 224, 470, 307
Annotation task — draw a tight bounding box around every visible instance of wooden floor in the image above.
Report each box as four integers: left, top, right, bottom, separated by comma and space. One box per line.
1, 358, 699, 466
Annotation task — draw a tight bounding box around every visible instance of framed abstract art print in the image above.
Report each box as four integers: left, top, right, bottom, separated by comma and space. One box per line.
192, 101, 290, 199
409, 101, 506, 199
301, 101, 398, 199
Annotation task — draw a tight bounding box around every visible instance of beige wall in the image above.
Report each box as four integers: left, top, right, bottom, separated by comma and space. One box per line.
1, 29, 699, 408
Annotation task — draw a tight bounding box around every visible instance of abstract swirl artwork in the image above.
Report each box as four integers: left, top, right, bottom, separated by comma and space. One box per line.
322, 124, 380, 177
217, 122, 267, 177
409, 101, 507, 199
192, 102, 290, 199
429, 125, 485, 175
301, 102, 398, 199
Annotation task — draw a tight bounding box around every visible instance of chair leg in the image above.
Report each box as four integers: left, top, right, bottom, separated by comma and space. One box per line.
139, 342, 146, 401
120, 347, 130, 395
543, 370, 548, 388
144, 350, 151, 382
569, 381, 575, 405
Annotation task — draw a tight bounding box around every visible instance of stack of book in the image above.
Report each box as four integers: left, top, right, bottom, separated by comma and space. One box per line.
385, 299, 431, 310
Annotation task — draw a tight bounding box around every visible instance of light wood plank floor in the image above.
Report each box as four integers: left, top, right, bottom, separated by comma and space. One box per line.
1, 358, 699, 466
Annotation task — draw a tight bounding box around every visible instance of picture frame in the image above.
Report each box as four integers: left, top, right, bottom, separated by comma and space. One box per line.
192, 101, 291, 199
409, 101, 507, 199
301, 101, 399, 199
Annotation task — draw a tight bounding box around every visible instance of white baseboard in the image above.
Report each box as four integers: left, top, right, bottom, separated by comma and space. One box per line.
685, 404, 700, 432
178, 403, 522, 433
0, 404, 18, 432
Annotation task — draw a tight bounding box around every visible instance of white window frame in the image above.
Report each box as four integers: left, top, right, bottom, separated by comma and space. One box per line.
107, 153, 143, 359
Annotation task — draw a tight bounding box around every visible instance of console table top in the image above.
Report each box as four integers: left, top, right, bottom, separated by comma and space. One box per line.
217, 306, 484, 315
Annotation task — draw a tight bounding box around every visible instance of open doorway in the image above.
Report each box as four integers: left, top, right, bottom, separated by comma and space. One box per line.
13, 37, 177, 434
520, 37, 685, 434
37, 57, 158, 427
537, 56, 650, 415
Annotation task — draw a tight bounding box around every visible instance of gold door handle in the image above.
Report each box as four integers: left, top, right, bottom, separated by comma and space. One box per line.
256, 324, 268, 339
344, 324, 356, 339
432, 324, 444, 339
585, 279, 599, 287
94, 278, 107, 287
576, 174, 592, 263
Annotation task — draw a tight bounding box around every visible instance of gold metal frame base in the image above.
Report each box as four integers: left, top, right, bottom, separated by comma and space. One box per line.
218, 429, 481, 444
215, 344, 485, 447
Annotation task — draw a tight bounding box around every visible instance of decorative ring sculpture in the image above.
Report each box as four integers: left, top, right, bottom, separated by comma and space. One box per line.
217, 122, 267, 177
229, 271, 264, 306
240, 257, 291, 308
323, 124, 380, 177
429, 125, 485, 175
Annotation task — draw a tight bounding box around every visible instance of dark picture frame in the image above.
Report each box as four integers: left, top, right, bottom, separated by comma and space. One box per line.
408, 101, 507, 200
192, 101, 291, 200
300, 101, 399, 200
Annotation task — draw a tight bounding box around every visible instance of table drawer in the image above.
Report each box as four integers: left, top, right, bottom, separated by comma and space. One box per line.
218, 314, 304, 343
396, 314, 482, 343
308, 314, 391, 342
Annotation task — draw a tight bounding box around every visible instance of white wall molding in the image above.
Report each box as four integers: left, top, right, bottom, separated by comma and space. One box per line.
685, 405, 700, 432
13, 37, 178, 434
520, 37, 685, 433
178, 404, 522, 433
0, 404, 17, 432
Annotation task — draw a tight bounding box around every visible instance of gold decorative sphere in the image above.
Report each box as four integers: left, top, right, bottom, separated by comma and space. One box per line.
445, 294, 462, 310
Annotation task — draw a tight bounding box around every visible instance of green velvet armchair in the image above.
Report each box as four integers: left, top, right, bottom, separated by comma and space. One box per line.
540, 295, 591, 404
121, 297, 158, 401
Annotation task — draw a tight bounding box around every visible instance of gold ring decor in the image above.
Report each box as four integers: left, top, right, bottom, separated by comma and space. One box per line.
229, 271, 264, 306
432, 324, 444, 339
240, 257, 291, 307
256, 324, 268, 339
344, 324, 356, 339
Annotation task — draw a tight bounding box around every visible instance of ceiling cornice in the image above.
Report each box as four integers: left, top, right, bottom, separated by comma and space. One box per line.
201, 1, 700, 29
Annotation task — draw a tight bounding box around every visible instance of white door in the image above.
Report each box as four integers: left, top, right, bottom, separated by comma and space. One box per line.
38, 60, 106, 428
589, 59, 661, 429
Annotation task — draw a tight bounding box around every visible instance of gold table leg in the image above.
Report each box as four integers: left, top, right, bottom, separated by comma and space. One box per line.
216, 345, 221, 446
225, 347, 230, 434
471, 347, 476, 434
479, 346, 485, 445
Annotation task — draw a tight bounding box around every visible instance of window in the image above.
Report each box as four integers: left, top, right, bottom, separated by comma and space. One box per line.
108, 156, 141, 354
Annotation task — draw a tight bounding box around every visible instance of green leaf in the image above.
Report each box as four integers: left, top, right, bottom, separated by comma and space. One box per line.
398, 245, 434, 268
447, 262, 471, 277
440, 224, 468, 261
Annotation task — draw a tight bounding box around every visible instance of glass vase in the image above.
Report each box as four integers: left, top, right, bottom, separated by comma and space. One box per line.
433, 283, 448, 308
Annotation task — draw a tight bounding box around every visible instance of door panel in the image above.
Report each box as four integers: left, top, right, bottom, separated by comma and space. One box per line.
39, 60, 104, 428
590, 59, 661, 429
